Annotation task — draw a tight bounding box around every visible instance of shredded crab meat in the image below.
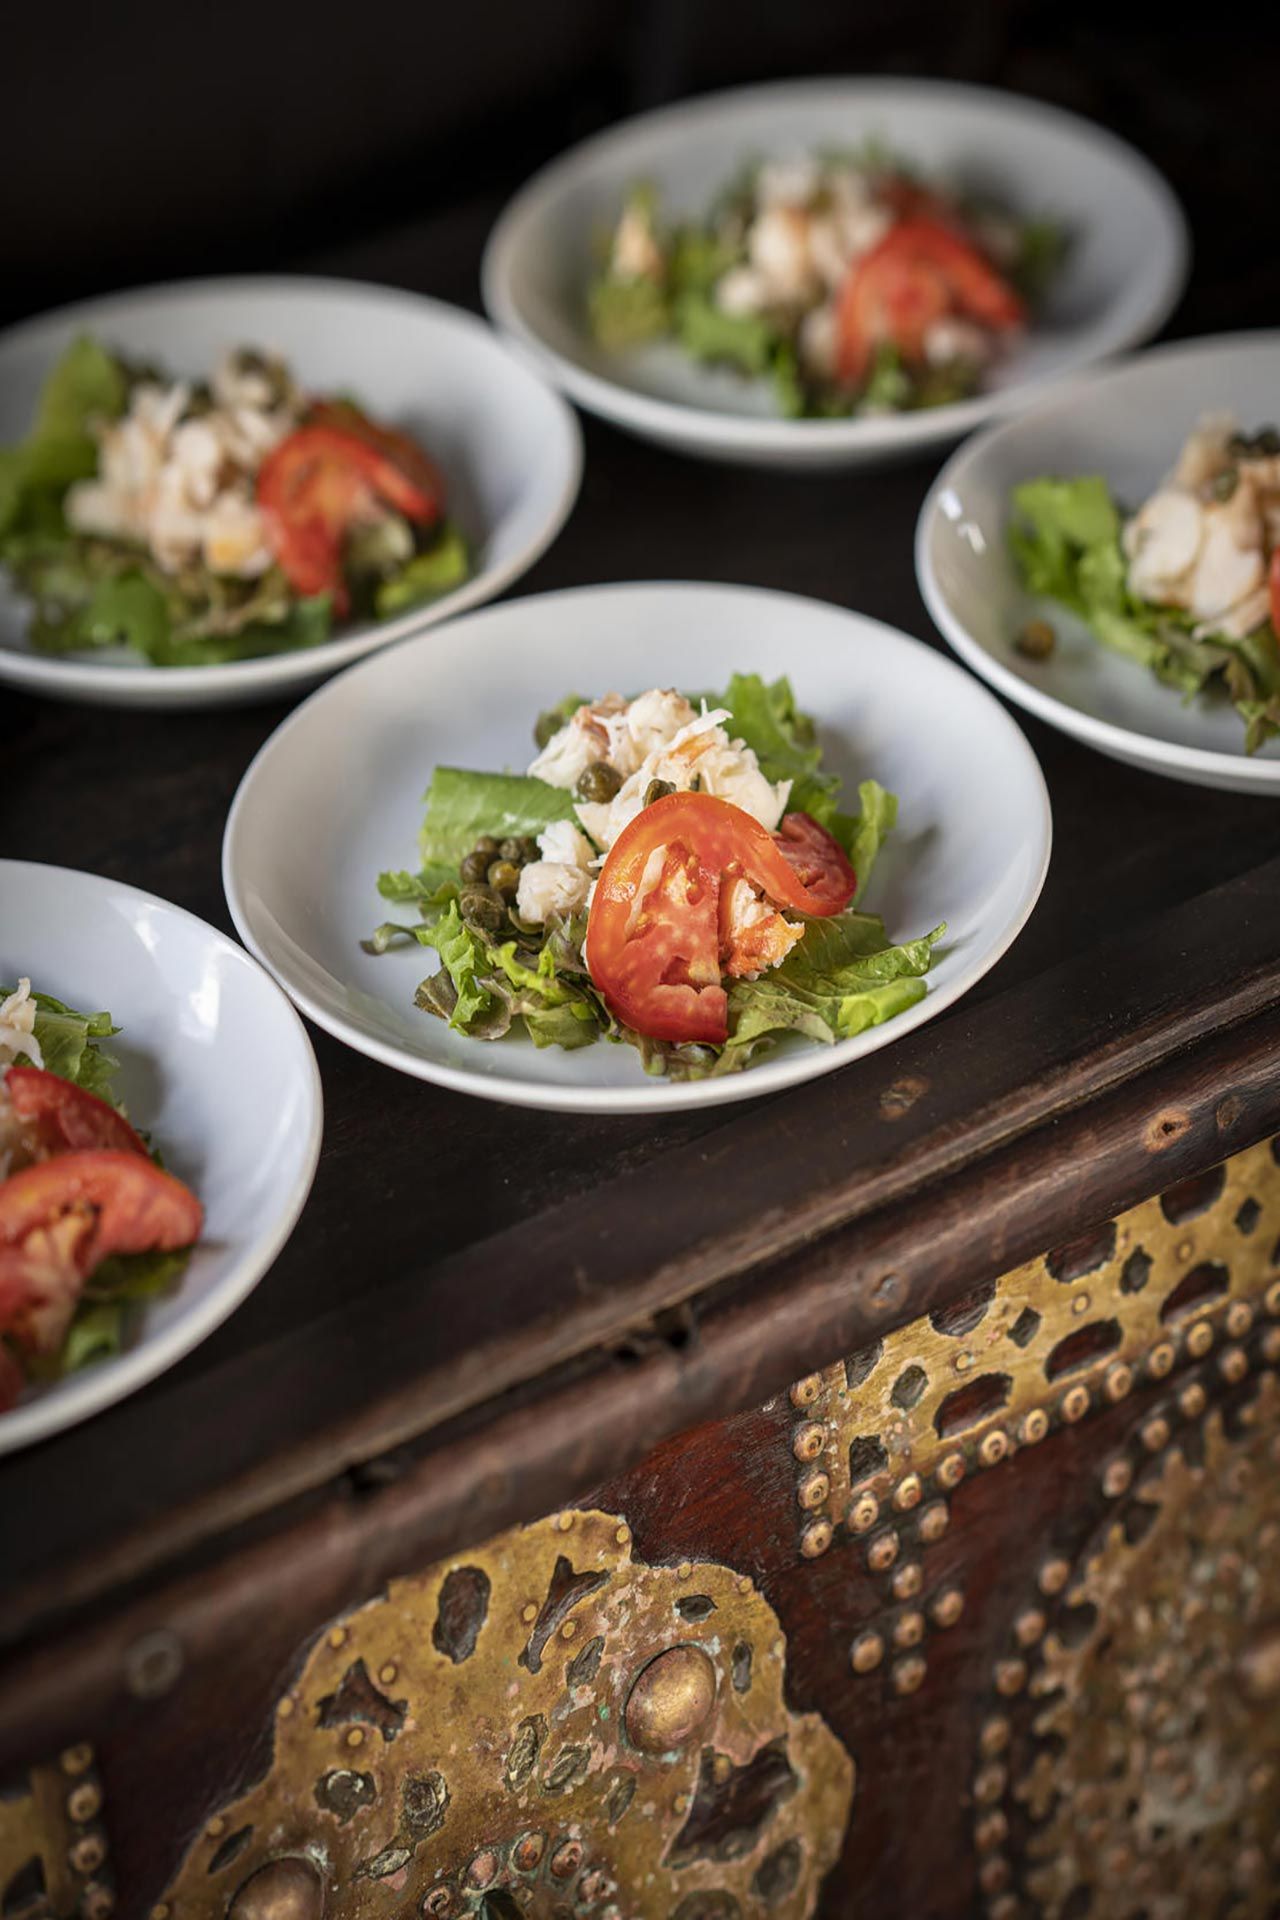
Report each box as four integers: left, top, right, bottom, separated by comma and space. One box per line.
0, 980, 41, 1071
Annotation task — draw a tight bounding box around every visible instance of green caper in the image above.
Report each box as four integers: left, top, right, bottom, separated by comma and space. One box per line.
518, 836, 540, 864
459, 850, 491, 885
458, 885, 506, 934
487, 859, 522, 897
576, 760, 623, 804
534, 708, 563, 749
644, 778, 677, 806
473, 834, 499, 858
499, 836, 527, 864
1014, 619, 1056, 661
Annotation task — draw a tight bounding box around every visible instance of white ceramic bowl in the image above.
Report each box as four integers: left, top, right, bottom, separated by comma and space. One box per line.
916, 331, 1280, 795
482, 78, 1188, 471
223, 581, 1052, 1114
0, 277, 581, 707
0, 862, 322, 1452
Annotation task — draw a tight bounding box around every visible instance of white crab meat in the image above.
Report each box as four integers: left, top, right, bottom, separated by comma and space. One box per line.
514, 820, 597, 925
575, 706, 791, 852
798, 301, 839, 378
528, 694, 636, 790
0, 979, 41, 1071
747, 204, 819, 306
1172, 414, 1237, 492
715, 265, 772, 318
612, 202, 664, 281
1123, 488, 1205, 601
201, 488, 274, 577
923, 317, 992, 368
719, 877, 803, 980
756, 157, 822, 208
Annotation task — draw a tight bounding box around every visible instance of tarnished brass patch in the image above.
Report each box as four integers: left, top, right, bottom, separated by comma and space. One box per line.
0, 1744, 111, 1918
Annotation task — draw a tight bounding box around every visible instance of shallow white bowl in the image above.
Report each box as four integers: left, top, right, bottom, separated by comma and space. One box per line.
223, 581, 1051, 1114
0, 862, 322, 1453
482, 78, 1188, 471
916, 331, 1280, 795
0, 277, 581, 707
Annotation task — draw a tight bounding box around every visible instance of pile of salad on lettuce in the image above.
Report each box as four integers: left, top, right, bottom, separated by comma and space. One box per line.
1009, 416, 1280, 754
588, 146, 1065, 420
366, 673, 942, 1081
0, 336, 469, 667
0, 981, 202, 1409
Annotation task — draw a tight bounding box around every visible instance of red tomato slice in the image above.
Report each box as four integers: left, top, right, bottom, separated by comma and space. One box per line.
258, 423, 441, 614
1270, 548, 1280, 637
772, 812, 858, 910
306, 401, 446, 512
5, 1066, 148, 1159
585, 793, 856, 1045
836, 217, 1026, 386
0, 1151, 202, 1356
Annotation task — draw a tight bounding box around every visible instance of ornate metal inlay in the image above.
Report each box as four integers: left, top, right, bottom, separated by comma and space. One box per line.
156, 1510, 853, 1919
0, 1744, 111, 1918
974, 1368, 1280, 1920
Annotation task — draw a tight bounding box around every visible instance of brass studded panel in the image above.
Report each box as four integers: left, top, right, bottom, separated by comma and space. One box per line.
156, 1510, 853, 1920
0, 1744, 111, 1919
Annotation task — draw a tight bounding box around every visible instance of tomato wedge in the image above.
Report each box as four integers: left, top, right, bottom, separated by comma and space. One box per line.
258, 422, 441, 614
306, 401, 446, 510
585, 793, 856, 1045
1270, 548, 1280, 638
0, 1150, 203, 1356
836, 217, 1026, 386
5, 1066, 148, 1159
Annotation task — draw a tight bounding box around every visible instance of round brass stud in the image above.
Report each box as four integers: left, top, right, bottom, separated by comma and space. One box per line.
466, 1852, 499, 1891
676, 1560, 692, 1580
512, 1832, 546, 1873
850, 1631, 884, 1674
549, 1841, 583, 1879
151, 1908, 171, 1920
206, 1817, 226, 1839
978, 1857, 1011, 1896
60, 1743, 93, 1777
974, 1763, 1007, 1806
1264, 1327, 1280, 1364
1225, 1300, 1254, 1339
624, 1644, 717, 1752
1102, 1457, 1133, 1498
228, 1859, 325, 1920
1038, 1556, 1071, 1596
1141, 1415, 1171, 1452
560, 1620, 577, 1640
345, 1729, 364, 1750
276, 1698, 295, 1720
81, 1889, 114, 1920
1147, 1340, 1176, 1377
1018, 1409, 1049, 1446
555, 1512, 573, 1532
67, 1781, 102, 1824
615, 1524, 631, 1545
892, 1654, 926, 1694
1185, 1320, 1214, 1358
70, 1834, 106, 1876
798, 1469, 830, 1511
520, 1603, 538, 1623
891, 1562, 923, 1601
790, 1374, 821, 1407
1071, 1291, 1091, 1316
936, 1451, 966, 1489
848, 1490, 880, 1533
893, 1611, 925, 1650
1060, 1385, 1090, 1424
378, 1662, 397, 1686
931, 1588, 964, 1630
1104, 1362, 1133, 1402
792, 1422, 824, 1463
423, 1891, 454, 1917
979, 1430, 1009, 1469
1265, 1278, 1280, 1316
1013, 1608, 1046, 1648
893, 1473, 923, 1512
975, 1810, 1009, 1851
978, 1716, 1011, 1759
1219, 1344, 1249, 1384
866, 1530, 900, 1574
800, 1518, 833, 1559
994, 1658, 1028, 1696
326, 1627, 347, 1649
989, 1897, 1019, 1920
918, 1499, 949, 1543
1179, 1382, 1207, 1418
712, 1754, 733, 1784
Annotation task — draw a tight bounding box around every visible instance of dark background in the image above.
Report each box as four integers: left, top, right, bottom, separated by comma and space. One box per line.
3, 0, 1274, 335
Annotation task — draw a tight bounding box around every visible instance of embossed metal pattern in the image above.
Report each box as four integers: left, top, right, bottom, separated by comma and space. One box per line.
0, 1744, 112, 1918
156, 1510, 853, 1919
976, 1371, 1280, 1920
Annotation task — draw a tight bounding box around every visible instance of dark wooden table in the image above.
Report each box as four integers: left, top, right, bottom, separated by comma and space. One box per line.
2, 185, 1279, 1920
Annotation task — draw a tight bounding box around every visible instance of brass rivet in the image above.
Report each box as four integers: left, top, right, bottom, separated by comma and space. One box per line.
624, 1644, 717, 1752
60, 1744, 94, 1777
466, 1851, 499, 1890
1102, 1457, 1133, 1498
979, 1856, 1011, 1896
867, 1530, 900, 1573
1176, 1237, 1195, 1263
712, 1754, 733, 1783
850, 1631, 884, 1674
1072, 1292, 1091, 1316
615, 1525, 631, 1545
1039, 1556, 1071, 1596
1219, 1345, 1249, 1383
1186, 1321, 1214, 1358
677, 1561, 692, 1580
1226, 1301, 1254, 1338
150, 1907, 171, 1920
936, 1451, 966, 1488
932, 1588, 964, 1629
892, 1562, 923, 1601
979, 1430, 1009, 1469
894, 1473, 923, 1512
1104, 1363, 1133, 1402
848, 1491, 880, 1534
346, 1728, 364, 1749
512, 1831, 546, 1872
1148, 1340, 1177, 1377
735, 1575, 753, 1594
892, 1654, 927, 1695
555, 1512, 574, 1532
1265, 1279, 1280, 1316
327, 1627, 347, 1649
561, 1620, 578, 1640
378, 1663, 397, 1685
70, 1834, 106, 1875
81, 1889, 114, 1920
954, 1350, 973, 1373
1264, 1327, 1280, 1364
521, 1603, 538, 1623
979, 1716, 1011, 1759
550, 1841, 582, 1879
893, 1610, 925, 1650
67, 1782, 102, 1824
995, 1658, 1028, 1696
1014, 1608, 1046, 1648
423, 1891, 455, 1917
277, 1697, 295, 1719
1179, 1382, 1207, 1418
1060, 1385, 1090, 1424
790, 1374, 822, 1407
1141, 1415, 1171, 1452
800, 1518, 833, 1559
918, 1499, 949, 1542
974, 1810, 1008, 1851
989, 1898, 1019, 1920
205, 1817, 226, 1839
799, 1469, 830, 1511
1019, 1409, 1049, 1445
973, 1763, 1007, 1806
792, 1421, 824, 1463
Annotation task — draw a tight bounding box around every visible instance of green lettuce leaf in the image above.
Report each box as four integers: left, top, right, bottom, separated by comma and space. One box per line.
0, 337, 127, 541
374, 523, 469, 617
8, 989, 121, 1098
416, 767, 578, 890
673, 291, 780, 378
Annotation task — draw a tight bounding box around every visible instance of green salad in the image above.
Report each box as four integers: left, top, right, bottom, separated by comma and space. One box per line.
1010, 418, 1280, 754
0, 335, 468, 667
366, 673, 941, 1080
589, 149, 1064, 420
0, 983, 200, 1406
